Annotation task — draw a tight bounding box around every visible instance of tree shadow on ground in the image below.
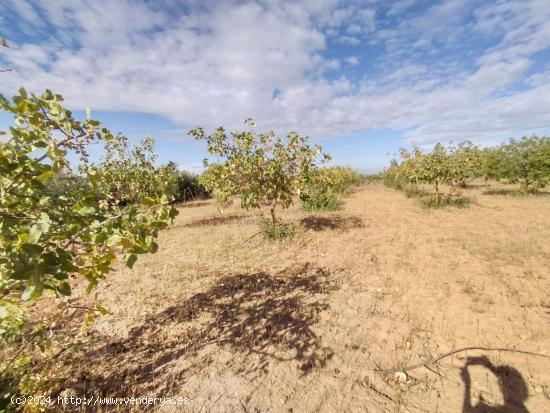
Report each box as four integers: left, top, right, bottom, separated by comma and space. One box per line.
482, 188, 550, 197
182, 213, 251, 228
177, 201, 210, 208
461, 356, 530, 413
462, 182, 489, 189
300, 215, 364, 232
64, 264, 339, 405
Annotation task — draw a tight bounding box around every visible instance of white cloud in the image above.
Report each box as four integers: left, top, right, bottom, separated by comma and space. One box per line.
387, 0, 418, 17
0, 0, 549, 147
345, 56, 360, 66
335, 35, 361, 45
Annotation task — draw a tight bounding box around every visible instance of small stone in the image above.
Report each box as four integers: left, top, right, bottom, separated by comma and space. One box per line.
393, 371, 407, 383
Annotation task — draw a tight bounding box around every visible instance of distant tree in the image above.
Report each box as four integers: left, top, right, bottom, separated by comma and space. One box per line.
398, 144, 452, 200
483, 136, 550, 191
189, 119, 330, 224
198, 164, 234, 214
448, 140, 483, 188
93, 135, 180, 205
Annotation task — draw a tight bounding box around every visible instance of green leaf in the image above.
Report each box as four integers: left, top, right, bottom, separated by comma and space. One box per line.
95, 305, 109, 316
27, 225, 43, 244
126, 253, 138, 269
38, 212, 51, 233
37, 170, 54, 183
149, 240, 158, 253
57, 282, 71, 296
107, 235, 132, 248
78, 206, 96, 216
21, 286, 36, 301
140, 196, 156, 207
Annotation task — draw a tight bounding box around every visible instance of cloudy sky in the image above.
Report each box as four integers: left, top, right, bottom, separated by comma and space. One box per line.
1, 0, 549, 171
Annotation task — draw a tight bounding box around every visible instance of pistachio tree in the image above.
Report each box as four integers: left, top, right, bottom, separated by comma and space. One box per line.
189, 119, 329, 223
483, 136, 550, 190
448, 140, 483, 188
93, 134, 180, 205
0, 89, 178, 405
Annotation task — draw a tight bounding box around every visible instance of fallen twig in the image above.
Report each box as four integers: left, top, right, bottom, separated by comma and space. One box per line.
242, 231, 262, 243
375, 346, 548, 374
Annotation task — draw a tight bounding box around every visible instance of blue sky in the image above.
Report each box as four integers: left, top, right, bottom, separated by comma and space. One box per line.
1, 0, 550, 172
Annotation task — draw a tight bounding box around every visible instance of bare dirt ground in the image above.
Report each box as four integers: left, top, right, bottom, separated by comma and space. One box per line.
61, 183, 550, 412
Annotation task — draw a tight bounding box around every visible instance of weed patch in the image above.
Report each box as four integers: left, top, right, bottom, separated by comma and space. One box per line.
259, 216, 297, 240
301, 190, 341, 211
421, 194, 472, 209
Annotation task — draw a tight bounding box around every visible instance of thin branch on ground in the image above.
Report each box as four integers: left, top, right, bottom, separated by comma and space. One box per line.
375, 346, 549, 374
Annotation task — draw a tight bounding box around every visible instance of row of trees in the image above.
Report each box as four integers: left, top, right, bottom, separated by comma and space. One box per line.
484, 136, 550, 190
1, 96, 344, 405
2, 85, 546, 408
46, 148, 209, 207
300, 166, 362, 211
383, 137, 550, 204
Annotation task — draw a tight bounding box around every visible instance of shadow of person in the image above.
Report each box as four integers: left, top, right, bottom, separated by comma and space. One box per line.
461, 356, 529, 413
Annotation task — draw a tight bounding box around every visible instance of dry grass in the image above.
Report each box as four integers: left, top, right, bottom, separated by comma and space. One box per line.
54, 184, 550, 412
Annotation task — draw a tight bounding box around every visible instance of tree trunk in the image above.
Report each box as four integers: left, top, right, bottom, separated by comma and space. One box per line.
434, 181, 440, 200
270, 199, 277, 224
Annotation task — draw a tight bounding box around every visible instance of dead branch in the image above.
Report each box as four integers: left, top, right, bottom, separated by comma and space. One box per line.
375, 346, 549, 374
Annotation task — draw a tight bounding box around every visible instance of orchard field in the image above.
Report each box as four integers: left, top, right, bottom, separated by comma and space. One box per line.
54, 181, 550, 412
1, 90, 550, 413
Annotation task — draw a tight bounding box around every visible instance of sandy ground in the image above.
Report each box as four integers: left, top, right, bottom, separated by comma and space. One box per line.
60, 183, 550, 412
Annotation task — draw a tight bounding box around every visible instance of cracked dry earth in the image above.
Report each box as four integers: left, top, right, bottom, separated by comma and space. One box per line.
59, 183, 550, 412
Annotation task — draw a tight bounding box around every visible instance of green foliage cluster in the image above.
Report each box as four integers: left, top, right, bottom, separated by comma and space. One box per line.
301, 190, 340, 211
95, 139, 209, 205
258, 216, 296, 240
313, 166, 361, 194
0, 89, 177, 407
383, 141, 483, 207
385, 136, 550, 204
174, 170, 209, 202
93, 136, 181, 205
189, 119, 330, 224
300, 166, 359, 211
483, 136, 550, 191
382, 160, 429, 198
198, 164, 233, 214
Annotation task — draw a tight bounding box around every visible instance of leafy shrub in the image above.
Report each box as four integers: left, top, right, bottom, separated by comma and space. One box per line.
258, 216, 296, 240
448, 141, 483, 188
301, 190, 341, 211
43, 168, 89, 198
